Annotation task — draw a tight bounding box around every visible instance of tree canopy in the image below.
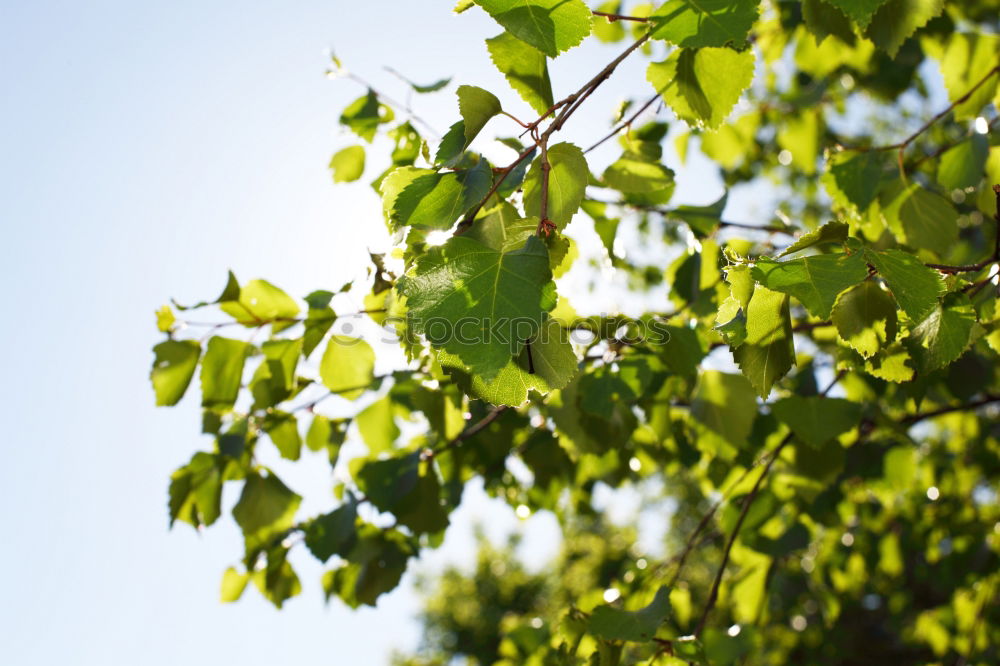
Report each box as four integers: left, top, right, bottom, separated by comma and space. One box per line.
151, 0, 1000, 663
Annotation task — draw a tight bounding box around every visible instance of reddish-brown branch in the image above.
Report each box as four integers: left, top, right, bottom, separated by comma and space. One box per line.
840, 66, 1000, 177
593, 10, 652, 22
460, 30, 652, 232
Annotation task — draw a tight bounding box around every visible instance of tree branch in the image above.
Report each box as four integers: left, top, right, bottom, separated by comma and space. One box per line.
593, 10, 652, 22
428, 405, 509, 458
459, 30, 653, 230
584, 93, 660, 154
925, 183, 1000, 274
693, 433, 793, 637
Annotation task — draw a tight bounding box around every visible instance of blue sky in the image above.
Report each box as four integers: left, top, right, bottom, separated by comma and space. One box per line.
0, 2, 754, 663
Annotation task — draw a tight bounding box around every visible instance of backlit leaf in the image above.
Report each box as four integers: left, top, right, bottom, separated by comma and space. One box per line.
485, 32, 554, 114
319, 335, 375, 400
588, 587, 671, 642
865, 248, 944, 323
831, 280, 898, 358
772, 396, 862, 447
232, 472, 301, 552
393, 160, 494, 230
732, 286, 794, 398
151, 339, 201, 406
523, 142, 588, 229
329, 145, 365, 183
474, 0, 593, 57
752, 252, 868, 319
651, 0, 758, 48
399, 234, 552, 380
648, 47, 755, 130
200, 337, 250, 409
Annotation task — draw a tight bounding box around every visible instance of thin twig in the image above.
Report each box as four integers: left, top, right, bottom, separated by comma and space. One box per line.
841, 65, 1000, 178
593, 10, 652, 22
902, 394, 1000, 425
925, 183, 1000, 274
429, 405, 509, 457
693, 432, 794, 637
460, 30, 653, 231
585, 93, 660, 154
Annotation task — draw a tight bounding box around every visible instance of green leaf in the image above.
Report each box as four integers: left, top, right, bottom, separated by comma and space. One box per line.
776, 109, 821, 175
523, 142, 588, 229
220, 567, 250, 603
302, 305, 336, 358
865, 248, 944, 322
772, 396, 862, 447
752, 252, 868, 319
579, 358, 653, 419
151, 339, 201, 406
691, 370, 758, 446
779, 221, 849, 257
219, 278, 301, 328
651, 0, 758, 48
155, 305, 176, 332
732, 286, 794, 398
232, 472, 301, 552
937, 34, 1000, 120
587, 587, 671, 642
801, 0, 855, 45
250, 338, 303, 409
305, 499, 358, 562
937, 135, 989, 190
168, 452, 224, 528
200, 337, 250, 409
263, 412, 302, 461
392, 160, 493, 230
457, 85, 503, 145
661, 325, 707, 376
463, 203, 535, 251
329, 145, 365, 183
879, 182, 959, 253
648, 47, 755, 130
323, 527, 411, 608
439, 318, 578, 406
824, 0, 889, 29
380, 167, 432, 226
340, 90, 393, 141
319, 335, 375, 400
356, 395, 401, 454
908, 293, 977, 373
821, 150, 886, 214
356, 453, 449, 534
593, 1, 626, 42
485, 32, 554, 114
602, 153, 676, 193
306, 414, 347, 463
831, 280, 898, 358
669, 193, 728, 237
395, 73, 451, 94
389, 121, 423, 166
252, 545, 301, 608
474, 0, 593, 57
399, 234, 552, 380
864, 340, 916, 382
865, 0, 943, 58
